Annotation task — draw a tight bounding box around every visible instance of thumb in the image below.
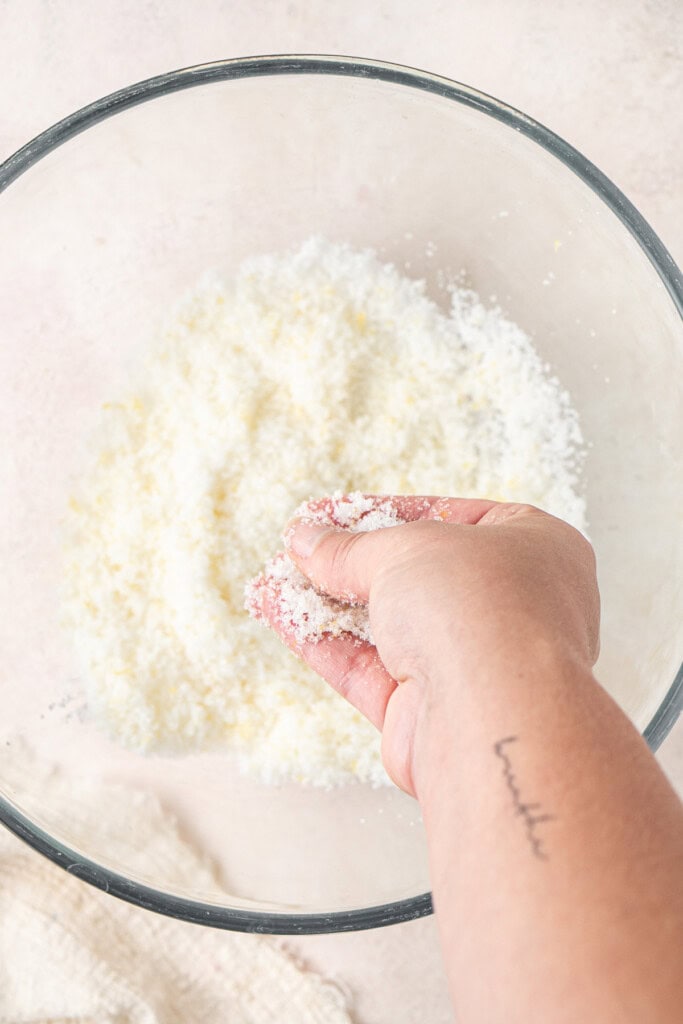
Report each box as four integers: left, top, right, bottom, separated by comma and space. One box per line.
285, 519, 394, 602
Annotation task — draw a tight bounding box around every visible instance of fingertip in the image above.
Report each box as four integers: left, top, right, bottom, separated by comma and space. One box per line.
423, 496, 500, 525
284, 519, 336, 560
244, 571, 266, 622
282, 518, 298, 551
245, 564, 303, 655
250, 577, 396, 729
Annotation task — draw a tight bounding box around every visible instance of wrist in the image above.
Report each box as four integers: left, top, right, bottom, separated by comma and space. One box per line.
409, 632, 596, 800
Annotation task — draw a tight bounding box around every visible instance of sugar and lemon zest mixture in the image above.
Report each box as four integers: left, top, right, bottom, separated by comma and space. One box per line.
245, 492, 406, 646
62, 237, 585, 788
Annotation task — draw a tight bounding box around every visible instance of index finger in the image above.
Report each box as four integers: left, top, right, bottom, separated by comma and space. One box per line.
285, 494, 502, 604
294, 493, 501, 528
387, 495, 501, 524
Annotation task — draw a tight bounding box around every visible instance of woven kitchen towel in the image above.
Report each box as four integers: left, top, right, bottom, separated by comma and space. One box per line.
0, 760, 354, 1024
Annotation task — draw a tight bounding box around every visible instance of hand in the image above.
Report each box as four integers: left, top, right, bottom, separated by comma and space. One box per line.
255, 496, 683, 1024
259, 496, 600, 796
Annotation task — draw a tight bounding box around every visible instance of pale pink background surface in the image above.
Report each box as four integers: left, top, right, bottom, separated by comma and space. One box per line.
1, 3, 681, 1022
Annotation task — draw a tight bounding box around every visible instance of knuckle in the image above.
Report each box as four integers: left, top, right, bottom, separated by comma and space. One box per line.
327, 531, 361, 583
513, 502, 548, 522
482, 501, 542, 525
335, 660, 360, 700
564, 522, 597, 572
335, 648, 368, 700
591, 630, 601, 664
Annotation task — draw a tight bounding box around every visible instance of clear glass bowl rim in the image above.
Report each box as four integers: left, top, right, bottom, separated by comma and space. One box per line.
1, 53, 681, 935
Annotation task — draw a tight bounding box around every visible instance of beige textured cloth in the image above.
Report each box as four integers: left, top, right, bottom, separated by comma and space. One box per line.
0, 762, 353, 1024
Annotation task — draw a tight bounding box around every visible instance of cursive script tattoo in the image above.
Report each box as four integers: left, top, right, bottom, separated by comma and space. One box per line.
493, 736, 555, 861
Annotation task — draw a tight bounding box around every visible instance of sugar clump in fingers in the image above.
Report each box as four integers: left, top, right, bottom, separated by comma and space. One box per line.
245, 493, 406, 645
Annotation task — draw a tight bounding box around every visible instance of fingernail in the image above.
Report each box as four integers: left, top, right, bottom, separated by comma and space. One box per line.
285, 520, 331, 559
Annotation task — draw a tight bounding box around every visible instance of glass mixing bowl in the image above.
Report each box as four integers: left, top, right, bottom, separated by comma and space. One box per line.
1, 56, 681, 934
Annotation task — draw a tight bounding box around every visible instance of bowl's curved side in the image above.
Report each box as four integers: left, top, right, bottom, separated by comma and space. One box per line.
644, 667, 683, 751
2, 55, 682, 316
0, 797, 433, 933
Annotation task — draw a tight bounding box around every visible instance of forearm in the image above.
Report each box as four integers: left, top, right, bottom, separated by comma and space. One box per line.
414, 641, 683, 1024
276, 500, 683, 1019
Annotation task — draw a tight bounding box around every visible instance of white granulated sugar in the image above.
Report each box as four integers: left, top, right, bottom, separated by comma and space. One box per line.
63, 237, 585, 788
246, 553, 374, 646
245, 492, 406, 646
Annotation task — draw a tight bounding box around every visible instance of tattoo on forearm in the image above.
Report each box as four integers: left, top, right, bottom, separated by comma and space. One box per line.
493, 736, 555, 861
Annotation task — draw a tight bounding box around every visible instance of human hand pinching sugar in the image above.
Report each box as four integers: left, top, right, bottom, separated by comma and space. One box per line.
246, 493, 600, 796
